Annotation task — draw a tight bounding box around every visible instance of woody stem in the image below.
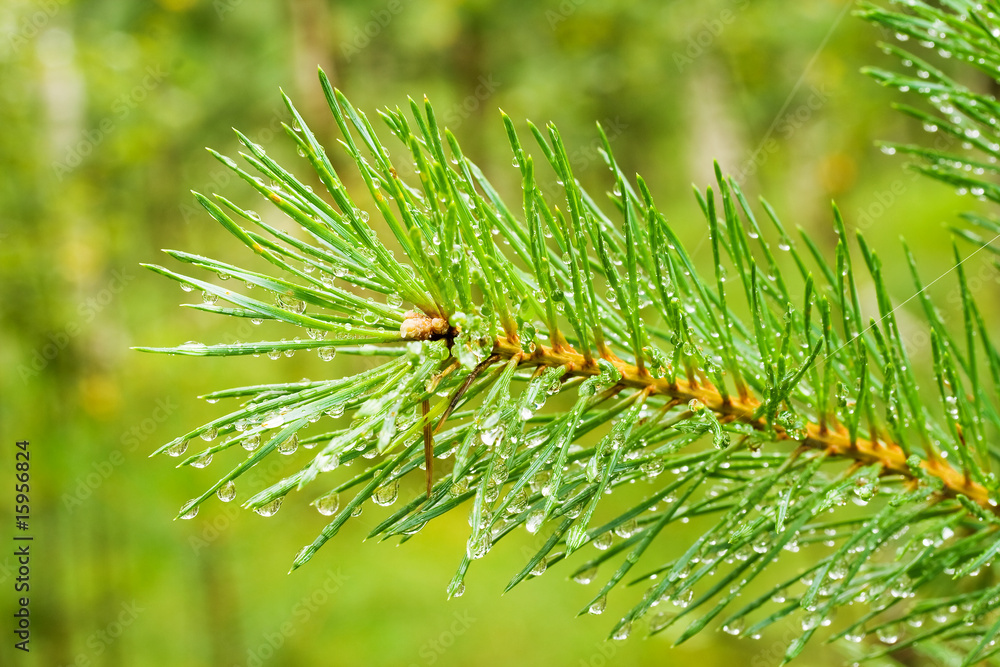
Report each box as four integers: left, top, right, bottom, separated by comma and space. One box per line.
487, 338, 997, 515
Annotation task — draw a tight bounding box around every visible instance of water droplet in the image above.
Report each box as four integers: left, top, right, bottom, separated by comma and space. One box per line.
242, 433, 261, 451
278, 434, 299, 455
525, 510, 544, 534
593, 531, 613, 550
276, 294, 306, 314
467, 532, 492, 559
180, 502, 199, 520
166, 440, 188, 457
191, 453, 213, 468
452, 582, 466, 598
316, 493, 340, 516
614, 519, 638, 539
723, 618, 744, 636
588, 596, 607, 615
202, 291, 218, 305
373, 480, 399, 506
845, 626, 866, 643
318, 347, 337, 361
890, 576, 913, 598
612, 621, 631, 640
201, 427, 218, 442
649, 611, 673, 633
530, 558, 548, 576
573, 566, 598, 585
387, 293, 403, 308
254, 497, 283, 517
640, 459, 664, 477
319, 453, 340, 472
876, 624, 900, 644
217, 481, 236, 502
480, 425, 504, 447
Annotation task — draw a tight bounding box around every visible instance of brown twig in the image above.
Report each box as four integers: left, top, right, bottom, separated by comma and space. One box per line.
487, 338, 997, 514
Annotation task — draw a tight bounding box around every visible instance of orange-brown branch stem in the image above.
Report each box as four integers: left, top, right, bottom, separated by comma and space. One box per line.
490, 339, 997, 515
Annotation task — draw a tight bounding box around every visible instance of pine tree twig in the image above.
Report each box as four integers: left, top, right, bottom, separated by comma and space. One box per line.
482, 336, 998, 514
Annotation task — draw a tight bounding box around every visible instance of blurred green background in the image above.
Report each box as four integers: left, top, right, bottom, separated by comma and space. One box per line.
2, 1, 996, 666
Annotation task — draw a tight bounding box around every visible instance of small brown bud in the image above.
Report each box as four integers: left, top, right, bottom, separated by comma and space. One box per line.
400, 310, 449, 340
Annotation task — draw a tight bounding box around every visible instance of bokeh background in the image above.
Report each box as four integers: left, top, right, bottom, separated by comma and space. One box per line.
2, 1, 996, 666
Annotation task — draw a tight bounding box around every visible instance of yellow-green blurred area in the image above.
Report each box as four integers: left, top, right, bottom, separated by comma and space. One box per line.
2, 1, 998, 666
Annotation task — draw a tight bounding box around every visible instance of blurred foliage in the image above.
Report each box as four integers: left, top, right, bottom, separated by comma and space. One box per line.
1, 1, 996, 666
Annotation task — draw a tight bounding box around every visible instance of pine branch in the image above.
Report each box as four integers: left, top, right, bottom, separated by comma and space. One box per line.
139, 2, 1000, 663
